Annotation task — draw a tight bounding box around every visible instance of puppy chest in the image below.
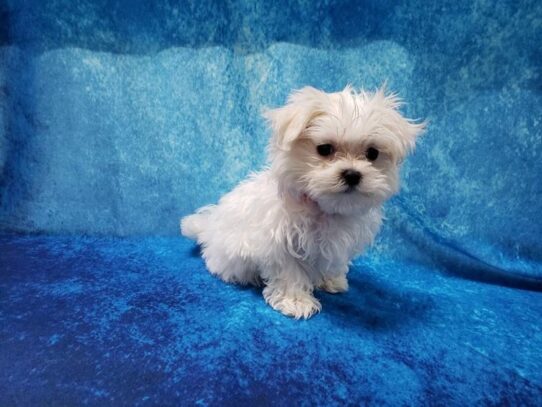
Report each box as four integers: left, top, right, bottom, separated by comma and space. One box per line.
289, 220, 360, 266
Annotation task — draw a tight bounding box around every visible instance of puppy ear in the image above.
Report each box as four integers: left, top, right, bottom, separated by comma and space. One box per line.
374, 85, 426, 162
263, 87, 326, 151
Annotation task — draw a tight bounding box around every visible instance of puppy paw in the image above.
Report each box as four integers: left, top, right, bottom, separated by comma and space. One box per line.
319, 275, 349, 294
263, 287, 321, 319
275, 295, 321, 319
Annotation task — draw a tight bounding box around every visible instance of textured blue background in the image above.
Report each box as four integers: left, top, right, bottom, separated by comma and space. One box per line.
1, 0, 541, 405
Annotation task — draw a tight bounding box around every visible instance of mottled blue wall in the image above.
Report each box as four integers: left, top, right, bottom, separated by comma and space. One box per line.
1, 1, 541, 274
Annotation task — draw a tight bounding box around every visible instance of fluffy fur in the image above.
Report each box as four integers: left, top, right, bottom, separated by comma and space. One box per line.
181, 85, 424, 319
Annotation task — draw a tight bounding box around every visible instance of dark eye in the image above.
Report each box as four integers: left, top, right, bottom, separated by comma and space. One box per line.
317, 144, 335, 157
366, 147, 379, 161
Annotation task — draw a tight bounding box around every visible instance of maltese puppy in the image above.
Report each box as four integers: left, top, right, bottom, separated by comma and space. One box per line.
181, 85, 424, 319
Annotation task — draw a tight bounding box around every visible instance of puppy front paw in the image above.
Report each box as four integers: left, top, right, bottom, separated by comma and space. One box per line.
263, 286, 321, 319
319, 275, 349, 294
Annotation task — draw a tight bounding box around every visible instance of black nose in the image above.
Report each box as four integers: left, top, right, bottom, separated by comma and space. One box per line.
342, 169, 362, 187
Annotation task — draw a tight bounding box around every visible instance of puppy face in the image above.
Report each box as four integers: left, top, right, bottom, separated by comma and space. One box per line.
265, 86, 425, 215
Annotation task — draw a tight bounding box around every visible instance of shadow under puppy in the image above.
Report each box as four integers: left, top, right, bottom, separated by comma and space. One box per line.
182, 86, 424, 319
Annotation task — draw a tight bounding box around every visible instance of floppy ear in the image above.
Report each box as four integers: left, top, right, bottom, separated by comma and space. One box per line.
373, 85, 426, 162
263, 87, 326, 151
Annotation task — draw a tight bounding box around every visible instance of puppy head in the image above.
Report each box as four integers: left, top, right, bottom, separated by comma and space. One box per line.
264, 85, 425, 215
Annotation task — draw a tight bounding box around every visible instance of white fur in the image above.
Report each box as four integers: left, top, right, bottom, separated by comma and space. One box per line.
181, 85, 424, 319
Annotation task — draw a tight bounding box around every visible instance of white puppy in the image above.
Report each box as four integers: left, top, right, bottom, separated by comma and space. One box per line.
181, 85, 424, 319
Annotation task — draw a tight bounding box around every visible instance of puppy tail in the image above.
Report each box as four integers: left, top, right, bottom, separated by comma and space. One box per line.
180, 205, 214, 240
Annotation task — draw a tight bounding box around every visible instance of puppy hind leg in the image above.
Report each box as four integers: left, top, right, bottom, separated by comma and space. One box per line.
203, 249, 260, 286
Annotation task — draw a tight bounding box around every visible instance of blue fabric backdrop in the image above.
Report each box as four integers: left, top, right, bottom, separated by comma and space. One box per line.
1, 0, 541, 405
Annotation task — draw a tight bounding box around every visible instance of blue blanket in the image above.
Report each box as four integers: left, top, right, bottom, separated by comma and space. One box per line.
2, 234, 541, 405
1, 0, 541, 405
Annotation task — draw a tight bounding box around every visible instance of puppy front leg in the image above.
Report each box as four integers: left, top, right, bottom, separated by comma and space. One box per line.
319, 263, 349, 294
262, 260, 321, 319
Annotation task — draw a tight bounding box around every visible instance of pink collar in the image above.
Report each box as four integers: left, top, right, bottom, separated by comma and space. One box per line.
283, 189, 327, 218
299, 193, 320, 211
